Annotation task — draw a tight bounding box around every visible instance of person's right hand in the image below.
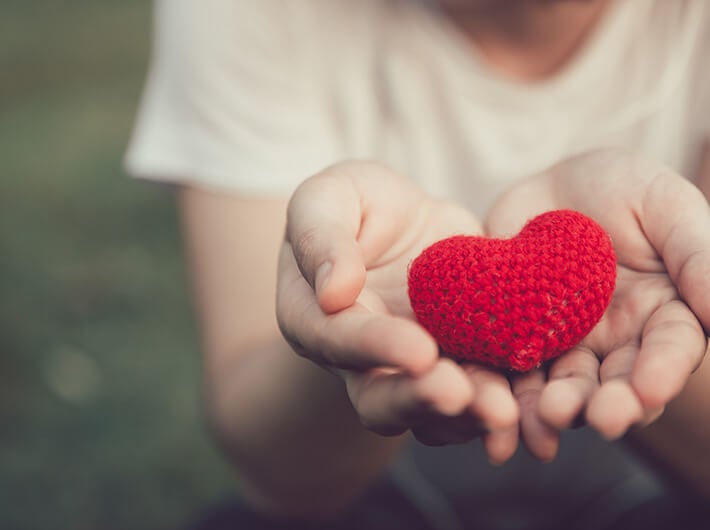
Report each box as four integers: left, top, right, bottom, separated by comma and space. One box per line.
276, 161, 519, 462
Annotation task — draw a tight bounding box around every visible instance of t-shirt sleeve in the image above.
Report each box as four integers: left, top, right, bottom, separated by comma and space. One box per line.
694, 2, 710, 139
124, 0, 340, 196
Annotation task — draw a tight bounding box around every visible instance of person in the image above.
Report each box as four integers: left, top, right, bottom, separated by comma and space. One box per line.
125, 0, 710, 528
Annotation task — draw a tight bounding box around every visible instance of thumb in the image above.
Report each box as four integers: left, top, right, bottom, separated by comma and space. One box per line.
286, 169, 366, 313
639, 172, 710, 334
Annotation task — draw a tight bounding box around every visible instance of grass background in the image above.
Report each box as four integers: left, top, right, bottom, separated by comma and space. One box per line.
0, 1, 235, 528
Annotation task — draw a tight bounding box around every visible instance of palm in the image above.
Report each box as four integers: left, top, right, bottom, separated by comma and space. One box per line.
485, 149, 710, 458
363, 198, 482, 319
584, 266, 675, 358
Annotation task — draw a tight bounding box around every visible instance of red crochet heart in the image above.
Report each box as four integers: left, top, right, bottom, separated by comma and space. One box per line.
408, 210, 616, 372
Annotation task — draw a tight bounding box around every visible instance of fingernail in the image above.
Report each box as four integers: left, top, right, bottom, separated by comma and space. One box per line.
315, 261, 332, 293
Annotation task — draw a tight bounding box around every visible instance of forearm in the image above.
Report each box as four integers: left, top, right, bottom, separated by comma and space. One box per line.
627, 351, 710, 501
204, 335, 405, 520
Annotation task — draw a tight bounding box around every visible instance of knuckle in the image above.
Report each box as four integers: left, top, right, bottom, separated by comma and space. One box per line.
276, 301, 319, 363
277, 316, 310, 360
289, 227, 321, 270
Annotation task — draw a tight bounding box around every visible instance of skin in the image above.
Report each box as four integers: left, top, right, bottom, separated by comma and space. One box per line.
176, 0, 710, 520
435, 0, 614, 80
180, 166, 520, 520
180, 151, 710, 520
486, 150, 710, 469
278, 163, 519, 451
277, 149, 710, 479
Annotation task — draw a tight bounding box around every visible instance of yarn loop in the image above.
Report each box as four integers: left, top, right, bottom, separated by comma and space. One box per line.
408, 210, 617, 372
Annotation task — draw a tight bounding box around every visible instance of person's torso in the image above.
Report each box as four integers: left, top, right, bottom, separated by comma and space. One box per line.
289, 2, 710, 528
299, 0, 710, 217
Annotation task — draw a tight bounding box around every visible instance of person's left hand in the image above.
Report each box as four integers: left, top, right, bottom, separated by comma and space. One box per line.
485, 148, 710, 461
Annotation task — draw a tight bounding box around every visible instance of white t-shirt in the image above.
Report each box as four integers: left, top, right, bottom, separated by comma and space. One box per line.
125, 2, 710, 526
126, 0, 710, 218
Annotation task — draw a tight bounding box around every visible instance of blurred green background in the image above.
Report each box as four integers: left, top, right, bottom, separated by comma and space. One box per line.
0, 1, 235, 528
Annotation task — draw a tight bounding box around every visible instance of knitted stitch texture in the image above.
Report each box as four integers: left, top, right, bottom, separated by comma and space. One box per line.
408, 210, 617, 372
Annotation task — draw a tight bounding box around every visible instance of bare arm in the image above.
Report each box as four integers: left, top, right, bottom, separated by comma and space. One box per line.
178, 187, 403, 520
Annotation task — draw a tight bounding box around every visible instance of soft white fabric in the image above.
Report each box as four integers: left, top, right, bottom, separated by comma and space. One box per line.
125, 0, 710, 217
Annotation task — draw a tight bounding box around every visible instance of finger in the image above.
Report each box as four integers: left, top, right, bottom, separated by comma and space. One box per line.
483, 425, 519, 465
538, 346, 600, 430
641, 173, 710, 333
294, 303, 439, 373
286, 172, 366, 313
411, 363, 519, 448
587, 380, 644, 440
587, 343, 644, 440
512, 369, 559, 462
464, 364, 519, 431
278, 247, 438, 373
347, 359, 475, 436
631, 300, 706, 410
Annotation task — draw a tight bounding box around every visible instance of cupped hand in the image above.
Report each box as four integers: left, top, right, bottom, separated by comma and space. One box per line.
486, 149, 710, 460
277, 161, 519, 461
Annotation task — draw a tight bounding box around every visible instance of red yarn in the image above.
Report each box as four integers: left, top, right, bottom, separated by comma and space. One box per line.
407, 210, 616, 372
